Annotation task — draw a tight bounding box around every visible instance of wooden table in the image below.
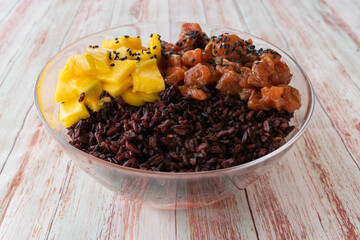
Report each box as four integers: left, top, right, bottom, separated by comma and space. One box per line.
1, 0, 359, 239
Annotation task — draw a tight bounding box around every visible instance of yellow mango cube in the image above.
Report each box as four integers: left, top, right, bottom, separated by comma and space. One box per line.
85, 47, 111, 74
102, 36, 143, 50
102, 76, 133, 97
143, 92, 160, 102
59, 99, 90, 128
66, 54, 94, 76
98, 60, 137, 85
74, 77, 103, 112
58, 65, 75, 83
140, 33, 162, 62
121, 88, 145, 106
54, 78, 77, 103
131, 59, 165, 94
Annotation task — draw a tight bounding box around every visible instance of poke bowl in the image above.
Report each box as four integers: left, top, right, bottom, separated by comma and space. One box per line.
35, 23, 314, 209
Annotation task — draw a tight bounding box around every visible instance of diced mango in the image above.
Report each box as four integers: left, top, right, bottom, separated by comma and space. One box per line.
143, 92, 160, 102
54, 78, 77, 103
102, 76, 133, 97
98, 60, 137, 84
111, 46, 145, 61
59, 99, 90, 128
131, 59, 165, 94
58, 65, 75, 83
115, 46, 131, 59
86, 96, 112, 112
85, 47, 111, 74
102, 36, 143, 50
74, 77, 102, 96
66, 54, 94, 76
121, 88, 146, 106
140, 33, 162, 62
74, 77, 103, 112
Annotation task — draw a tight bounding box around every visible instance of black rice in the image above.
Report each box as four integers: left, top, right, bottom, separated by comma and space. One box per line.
67, 84, 295, 172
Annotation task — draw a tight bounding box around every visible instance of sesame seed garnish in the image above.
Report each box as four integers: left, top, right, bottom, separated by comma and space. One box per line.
78, 92, 85, 102
110, 63, 115, 66
124, 35, 129, 38
191, 58, 195, 63
150, 34, 153, 38
153, 46, 157, 49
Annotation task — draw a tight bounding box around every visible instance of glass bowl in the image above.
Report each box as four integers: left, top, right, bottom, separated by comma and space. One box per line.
35, 23, 314, 209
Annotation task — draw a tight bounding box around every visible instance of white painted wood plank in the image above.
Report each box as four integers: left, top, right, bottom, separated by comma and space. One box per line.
248, 104, 360, 239
176, 192, 258, 240
0, 110, 70, 240
233, 0, 360, 238
169, 0, 207, 24
0, 0, 82, 168
259, 0, 360, 162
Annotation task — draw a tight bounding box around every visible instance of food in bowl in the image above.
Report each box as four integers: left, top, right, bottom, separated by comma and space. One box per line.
54, 23, 301, 172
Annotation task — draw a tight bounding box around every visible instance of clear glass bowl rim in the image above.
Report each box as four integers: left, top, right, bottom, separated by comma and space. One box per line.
34, 22, 315, 179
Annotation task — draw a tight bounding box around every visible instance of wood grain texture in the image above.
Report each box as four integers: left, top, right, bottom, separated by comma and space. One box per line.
0, 0, 359, 239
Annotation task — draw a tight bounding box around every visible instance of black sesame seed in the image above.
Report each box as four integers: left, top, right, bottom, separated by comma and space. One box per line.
153, 46, 157, 49
192, 58, 195, 63
110, 63, 115, 67
124, 35, 129, 38
78, 92, 85, 102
